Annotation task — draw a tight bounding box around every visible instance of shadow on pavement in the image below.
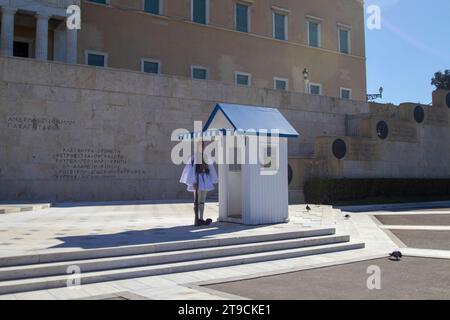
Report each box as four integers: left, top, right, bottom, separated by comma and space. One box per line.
51, 199, 197, 208
51, 222, 266, 249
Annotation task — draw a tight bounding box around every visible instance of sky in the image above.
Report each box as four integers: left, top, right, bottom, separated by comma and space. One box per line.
364, 0, 450, 105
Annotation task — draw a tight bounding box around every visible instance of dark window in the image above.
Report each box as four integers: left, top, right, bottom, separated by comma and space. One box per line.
144, 0, 160, 15
88, 0, 107, 4
310, 84, 321, 95
13, 41, 29, 58
87, 53, 106, 67
341, 89, 351, 100
274, 13, 286, 40
143, 61, 159, 74
339, 29, 349, 54
308, 21, 320, 47
192, 67, 207, 80
275, 79, 287, 91
236, 3, 249, 32
236, 73, 250, 86
193, 0, 207, 24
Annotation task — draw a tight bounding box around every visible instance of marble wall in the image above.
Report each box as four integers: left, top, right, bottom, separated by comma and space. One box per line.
288, 92, 450, 201
0, 57, 365, 202
0, 57, 448, 203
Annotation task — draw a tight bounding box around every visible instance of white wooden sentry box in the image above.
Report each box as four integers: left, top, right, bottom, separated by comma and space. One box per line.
179, 103, 299, 225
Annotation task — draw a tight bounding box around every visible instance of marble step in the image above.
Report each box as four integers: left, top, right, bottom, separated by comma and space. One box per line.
0, 234, 350, 281
0, 203, 51, 214
0, 228, 336, 267
0, 241, 365, 295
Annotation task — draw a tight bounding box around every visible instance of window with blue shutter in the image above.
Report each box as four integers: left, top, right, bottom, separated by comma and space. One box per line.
309, 84, 321, 95
236, 73, 250, 86
308, 21, 320, 47
274, 13, 286, 40
193, 0, 207, 24
88, 0, 107, 4
275, 79, 288, 91
339, 29, 350, 54
87, 53, 106, 67
341, 89, 351, 99
192, 67, 207, 80
144, 0, 160, 15
143, 61, 160, 74
236, 3, 249, 32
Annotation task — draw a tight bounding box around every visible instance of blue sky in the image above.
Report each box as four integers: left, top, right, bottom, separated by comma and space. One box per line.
365, 0, 450, 104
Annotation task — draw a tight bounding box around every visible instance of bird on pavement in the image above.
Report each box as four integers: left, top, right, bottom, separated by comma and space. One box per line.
306, 205, 311, 211
389, 251, 403, 261
344, 214, 351, 219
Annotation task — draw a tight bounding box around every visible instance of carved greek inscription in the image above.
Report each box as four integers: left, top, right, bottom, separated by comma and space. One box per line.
54, 148, 146, 180
7, 116, 75, 131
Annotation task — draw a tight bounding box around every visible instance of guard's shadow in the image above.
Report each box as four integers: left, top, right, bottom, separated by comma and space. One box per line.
51, 222, 266, 250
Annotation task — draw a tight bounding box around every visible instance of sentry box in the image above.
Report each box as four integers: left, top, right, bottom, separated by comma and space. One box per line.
179, 103, 299, 225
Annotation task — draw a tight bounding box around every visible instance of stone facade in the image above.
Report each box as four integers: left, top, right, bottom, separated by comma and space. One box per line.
0, 57, 449, 203
0, 0, 367, 100
0, 0, 78, 62
289, 92, 450, 201
79, 0, 367, 100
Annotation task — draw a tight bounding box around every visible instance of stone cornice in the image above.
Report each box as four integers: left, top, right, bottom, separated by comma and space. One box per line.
0, 0, 79, 18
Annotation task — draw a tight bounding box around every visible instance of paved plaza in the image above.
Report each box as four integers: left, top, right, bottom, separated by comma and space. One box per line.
0, 201, 449, 300
0, 202, 339, 257
206, 257, 450, 300
205, 205, 450, 300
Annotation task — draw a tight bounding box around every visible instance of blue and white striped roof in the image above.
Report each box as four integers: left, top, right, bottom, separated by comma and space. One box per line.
178, 103, 300, 141
205, 103, 299, 138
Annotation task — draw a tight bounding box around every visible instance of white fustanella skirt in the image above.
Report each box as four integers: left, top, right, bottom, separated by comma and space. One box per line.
179, 156, 218, 192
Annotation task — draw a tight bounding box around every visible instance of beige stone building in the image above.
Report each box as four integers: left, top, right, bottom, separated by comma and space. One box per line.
0, 0, 367, 100
1, 57, 449, 204
3, 1, 449, 206
10, 1, 445, 205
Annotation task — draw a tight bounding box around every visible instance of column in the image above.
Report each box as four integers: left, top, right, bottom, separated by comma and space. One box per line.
66, 28, 77, 64
0, 7, 17, 57
35, 13, 50, 60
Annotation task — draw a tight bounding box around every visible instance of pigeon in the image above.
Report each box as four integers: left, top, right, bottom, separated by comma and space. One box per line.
344, 214, 351, 219
389, 251, 403, 261
306, 205, 311, 211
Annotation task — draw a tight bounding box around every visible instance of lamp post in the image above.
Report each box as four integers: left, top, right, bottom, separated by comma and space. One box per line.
303, 68, 310, 94
367, 86, 384, 101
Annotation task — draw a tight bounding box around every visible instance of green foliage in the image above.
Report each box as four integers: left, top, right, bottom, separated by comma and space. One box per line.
304, 179, 450, 205
431, 70, 450, 90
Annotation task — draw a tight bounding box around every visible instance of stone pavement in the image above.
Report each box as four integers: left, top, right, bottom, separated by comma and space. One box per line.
0, 202, 340, 258
201, 206, 450, 300
205, 257, 450, 300
0, 203, 51, 215
368, 207, 450, 257
0, 201, 398, 300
